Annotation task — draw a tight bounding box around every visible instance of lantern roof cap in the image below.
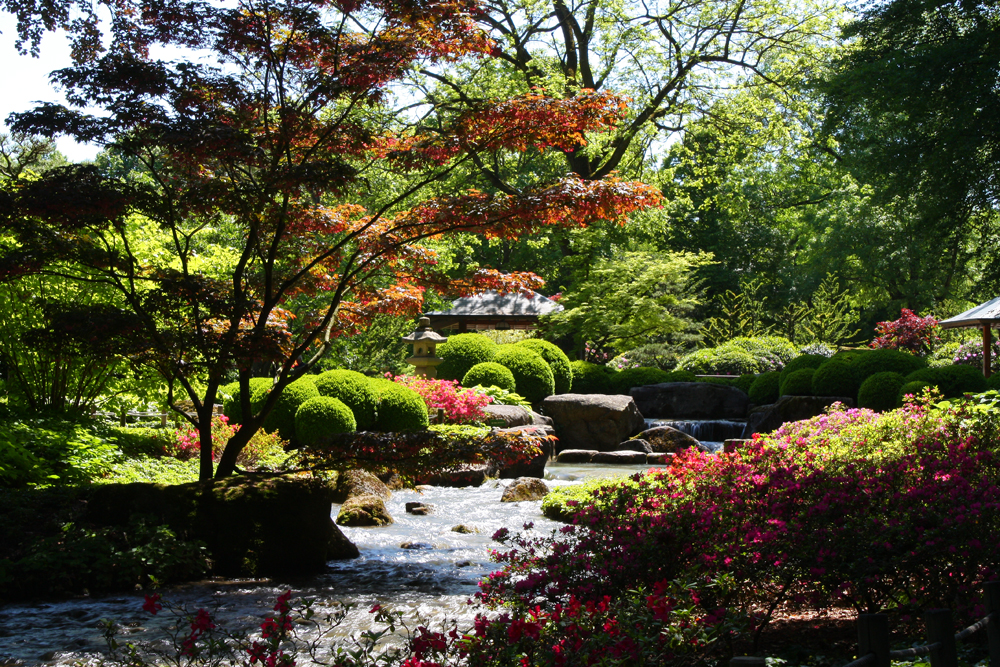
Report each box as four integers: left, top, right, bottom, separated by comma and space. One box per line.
402, 317, 447, 343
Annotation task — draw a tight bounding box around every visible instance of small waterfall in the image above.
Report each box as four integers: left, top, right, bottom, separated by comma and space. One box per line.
644, 419, 747, 443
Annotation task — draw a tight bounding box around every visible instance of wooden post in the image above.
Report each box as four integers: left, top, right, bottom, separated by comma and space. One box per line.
986, 581, 1000, 667
926, 608, 958, 667
985, 325, 993, 379
160, 412, 168, 428
858, 614, 891, 667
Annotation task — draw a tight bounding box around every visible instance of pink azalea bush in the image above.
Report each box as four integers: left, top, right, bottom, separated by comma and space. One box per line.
390, 375, 492, 424
167, 415, 287, 467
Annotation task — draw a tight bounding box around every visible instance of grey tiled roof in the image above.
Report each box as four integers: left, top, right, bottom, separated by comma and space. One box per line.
425, 290, 563, 317
941, 296, 1000, 328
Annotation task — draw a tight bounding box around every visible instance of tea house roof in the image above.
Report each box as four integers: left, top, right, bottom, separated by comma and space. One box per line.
940, 296, 1000, 328
424, 290, 563, 331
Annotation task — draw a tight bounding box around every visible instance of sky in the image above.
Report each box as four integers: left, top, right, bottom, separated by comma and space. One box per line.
0, 14, 102, 162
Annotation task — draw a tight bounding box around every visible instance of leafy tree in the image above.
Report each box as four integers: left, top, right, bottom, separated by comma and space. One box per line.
540, 251, 710, 357
0, 0, 659, 480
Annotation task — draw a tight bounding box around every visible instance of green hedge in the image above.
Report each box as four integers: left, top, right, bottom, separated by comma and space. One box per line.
569, 361, 614, 394
493, 345, 555, 403
262, 377, 320, 441
609, 367, 672, 395
779, 354, 828, 383
904, 365, 988, 398
436, 334, 497, 382
315, 369, 378, 430
463, 362, 517, 392
295, 396, 357, 446
221, 377, 273, 423
811, 360, 862, 400
373, 382, 429, 432
749, 371, 781, 404
851, 348, 927, 382
858, 372, 907, 412
676, 347, 760, 376
516, 340, 573, 394
780, 368, 815, 397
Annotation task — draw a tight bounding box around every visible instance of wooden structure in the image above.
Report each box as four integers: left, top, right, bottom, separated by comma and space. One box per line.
940, 297, 1000, 378
423, 290, 563, 332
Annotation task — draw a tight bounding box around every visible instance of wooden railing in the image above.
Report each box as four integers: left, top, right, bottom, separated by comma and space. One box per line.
732, 582, 1000, 667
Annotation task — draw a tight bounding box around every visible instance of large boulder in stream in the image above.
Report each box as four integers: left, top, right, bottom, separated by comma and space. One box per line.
337, 494, 394, 526
334, 469, 391, 503
482, 404, 532, 427
541, 394, 645, 452
500, 477, 550, 502
87, 474, 358, 577
632, 425, 701, 453
630, 382, 749, 420
743, 395, 855, 437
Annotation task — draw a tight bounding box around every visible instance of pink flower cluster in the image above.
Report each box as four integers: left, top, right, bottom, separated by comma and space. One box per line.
167, 415, 236, 461
391, 375, 492, 424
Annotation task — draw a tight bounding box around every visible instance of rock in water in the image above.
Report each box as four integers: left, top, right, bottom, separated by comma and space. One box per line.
556, 449, 597, 463
540, 394, 645, 452
334, 469, 391, 503
405, 501, 433, 515
500, 477, 550, 502
337, 494, 393, 526
591, 450, 646, 464
630, 382, 749, 420
633, 425, 701, 453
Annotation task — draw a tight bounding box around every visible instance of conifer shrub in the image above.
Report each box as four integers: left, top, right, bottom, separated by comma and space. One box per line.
779, 368, 815, 397
435, 333, 497, 382
779, 354, 828, 383
570, 361, 614, 394
609, 367, 672, 395
221, 377, 273, 423
463, 362, 516, 392
904, 365, 988, 398
314, 369, 378, 430
858, 372, 907, 412
263, 377, 320, 441
851, 348, 927, 382
295, 396, 357, 446
748, 371, 781, 404
372, 382, 429, 432
493, 345, 555, 403
516, 339, 573, 393
811, 360, 862, 400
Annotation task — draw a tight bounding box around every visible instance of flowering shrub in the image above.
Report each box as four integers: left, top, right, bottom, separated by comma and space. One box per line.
390, 375, 492, 424
953, 339, 1000, 372
799, 342, 835, 357
607, 352, 641, 371
871, 308, 940, 355
167, 416, 288, 468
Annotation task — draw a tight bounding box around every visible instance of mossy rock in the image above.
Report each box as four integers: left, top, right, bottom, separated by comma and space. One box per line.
850, 348, 927, 381
780, 368, 815, 397
436, 334, 498, 382
858, 372, 907, 412
337, 494, 393, 526
463, 362, 517, 392
262, 377, 320, 442
780, 355, 829, 383
748, 371, 781, 404
904, 365, 988, 398
811, 360, 862, 400
221, 377, 273, 423
373, 382, 429, 432
515, 340, 573, 394
334, 470, 391, 503
314, 369, 378, 430
569, 361, 614, 394
493, 345, 555, 403
295, 396, 356, 447
609, 367, 672, 395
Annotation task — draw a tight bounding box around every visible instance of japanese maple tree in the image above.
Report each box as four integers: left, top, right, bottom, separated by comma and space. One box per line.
0, 0, 659, 479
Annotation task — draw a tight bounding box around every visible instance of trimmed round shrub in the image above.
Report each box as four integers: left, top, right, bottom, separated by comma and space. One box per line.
516, 339, 573, 394
779, 354, 828, 383
436, 334, 498, 382
851, 348, 927, 382
858, 372, 907, 412
314, 369, 378, 430
373, 383, 429, 432
665, 369, 697, 383
493, 345, 555, 403
463, 362, 516, 392
831, 348, 874, 365
780, 368, 815, 397
676, 347, 760, 375
570, 361, 614, 394
263, 376, 320, 441
609, 367, 672, 395
221, 377, 273, 423
748, 371, 781, 404
899, 380, 932, 403
904, 365, 988, 398
988, 373, 1000, 391
733, 373, 756, 393
811, 360, 862, 400
295, 396, 356, 446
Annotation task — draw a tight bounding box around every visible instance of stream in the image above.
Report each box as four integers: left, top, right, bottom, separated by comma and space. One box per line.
0, 462, 653, 667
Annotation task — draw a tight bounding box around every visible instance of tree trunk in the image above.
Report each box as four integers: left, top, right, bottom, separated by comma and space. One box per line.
198, 403, 215, 482
214, 420, 257, 479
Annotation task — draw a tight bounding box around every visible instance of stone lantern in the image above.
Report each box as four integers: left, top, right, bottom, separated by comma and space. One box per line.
402, 317, 447, 378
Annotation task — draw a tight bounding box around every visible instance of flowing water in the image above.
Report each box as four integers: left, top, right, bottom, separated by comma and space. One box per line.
644, 418, 747, 452
0, 462, 654, 667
